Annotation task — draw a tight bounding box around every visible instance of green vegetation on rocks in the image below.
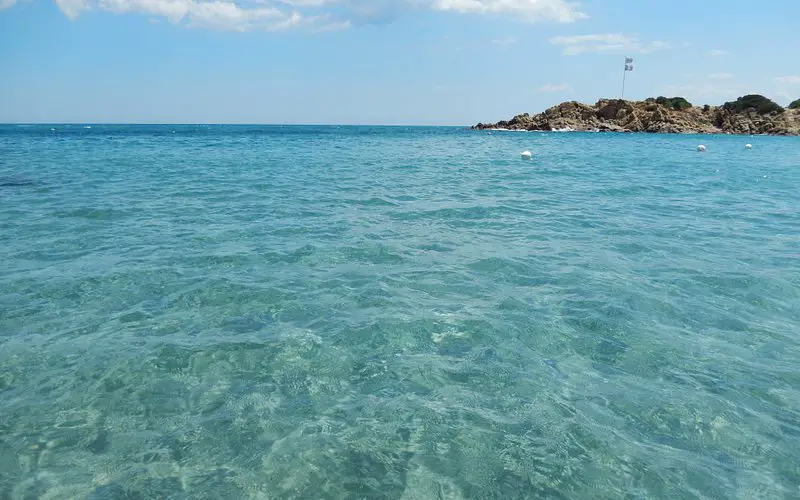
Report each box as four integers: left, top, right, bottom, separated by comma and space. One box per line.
722, 94, 784, 114
645, 96, 693, 111
789, 99, 800, 110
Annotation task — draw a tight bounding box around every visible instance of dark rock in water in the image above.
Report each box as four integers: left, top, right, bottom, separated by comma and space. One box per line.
397, 427, 411, 442
543, 358, 567, 379
88, 484, 127, 500
86, 429, 110, 454
222, 313, 275, 333
121, 477, 185, 500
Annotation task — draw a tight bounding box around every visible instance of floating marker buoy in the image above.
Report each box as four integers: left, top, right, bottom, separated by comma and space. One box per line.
697, 145, 706, 152
745, 144, 752, 149
521, 151, 532, 159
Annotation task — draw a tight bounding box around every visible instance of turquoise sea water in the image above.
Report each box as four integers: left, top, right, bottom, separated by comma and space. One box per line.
1, 124, 799, 499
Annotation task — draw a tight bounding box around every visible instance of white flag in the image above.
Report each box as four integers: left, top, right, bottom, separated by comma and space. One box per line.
625, 57, 634, 64
625, 64, 634, 71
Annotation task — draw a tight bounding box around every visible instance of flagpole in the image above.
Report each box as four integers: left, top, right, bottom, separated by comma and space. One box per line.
622, 61, 627, 100
621, 57, 633, 99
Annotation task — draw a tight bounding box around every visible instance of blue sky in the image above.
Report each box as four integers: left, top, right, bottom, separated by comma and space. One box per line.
1, 0, 799, 124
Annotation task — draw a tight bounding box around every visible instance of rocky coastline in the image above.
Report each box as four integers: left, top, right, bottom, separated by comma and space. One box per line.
473, 95, 800, 135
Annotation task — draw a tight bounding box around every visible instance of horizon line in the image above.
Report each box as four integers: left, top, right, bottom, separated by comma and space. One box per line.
0, 122, 472, 127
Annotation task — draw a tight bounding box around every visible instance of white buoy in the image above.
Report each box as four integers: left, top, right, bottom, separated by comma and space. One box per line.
697, 145, 706, 152
745, 144, 752, 149
521, 151, 532, 159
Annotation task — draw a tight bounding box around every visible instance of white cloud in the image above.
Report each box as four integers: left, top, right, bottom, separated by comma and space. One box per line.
432, 0, 586, 22
278, 0, 328, 5
549, 33, 669, 55
536, 83, 571, 92
0, 0, 18, 10
55, 0, 90, 18
189, 2, 288, 31
312, 18, 350, 32
44, 0, 587, 31
707, 72, 734, 80
774, 76, 800, 85
99, 0, 194, 23
53, 0, 332, 29
708, 49, 727, 56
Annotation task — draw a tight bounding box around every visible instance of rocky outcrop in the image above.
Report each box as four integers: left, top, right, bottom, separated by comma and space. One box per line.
473, 96, 800, 135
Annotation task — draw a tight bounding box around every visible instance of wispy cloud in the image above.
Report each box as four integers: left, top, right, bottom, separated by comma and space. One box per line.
658, 82, 745, 104
312, 18, 351, 32
708, 49, 727, 56
491, 37, 517, 46
549, 33, 669, 55
38, 0, 589, 31
536, 83, 571, 92
54, 0, 332, 29
0, 0, 18, 10
432, 0, 587, 22
774, 75, 800, 85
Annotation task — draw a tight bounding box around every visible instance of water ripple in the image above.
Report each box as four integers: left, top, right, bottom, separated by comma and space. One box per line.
1, 125, 799, 498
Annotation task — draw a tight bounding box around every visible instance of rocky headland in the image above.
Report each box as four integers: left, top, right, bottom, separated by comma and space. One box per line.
473, 95, 800, 135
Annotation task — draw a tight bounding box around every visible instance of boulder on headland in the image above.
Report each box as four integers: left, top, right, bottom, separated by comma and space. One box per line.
473, 95, 799, 135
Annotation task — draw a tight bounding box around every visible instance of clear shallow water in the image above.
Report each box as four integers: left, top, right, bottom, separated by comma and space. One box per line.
1, 124, 799, 499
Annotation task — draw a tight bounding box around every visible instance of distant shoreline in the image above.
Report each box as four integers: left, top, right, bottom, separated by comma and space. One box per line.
0, 123, 467, 128
472, 95, 800, 136
475, 127, 794, 137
